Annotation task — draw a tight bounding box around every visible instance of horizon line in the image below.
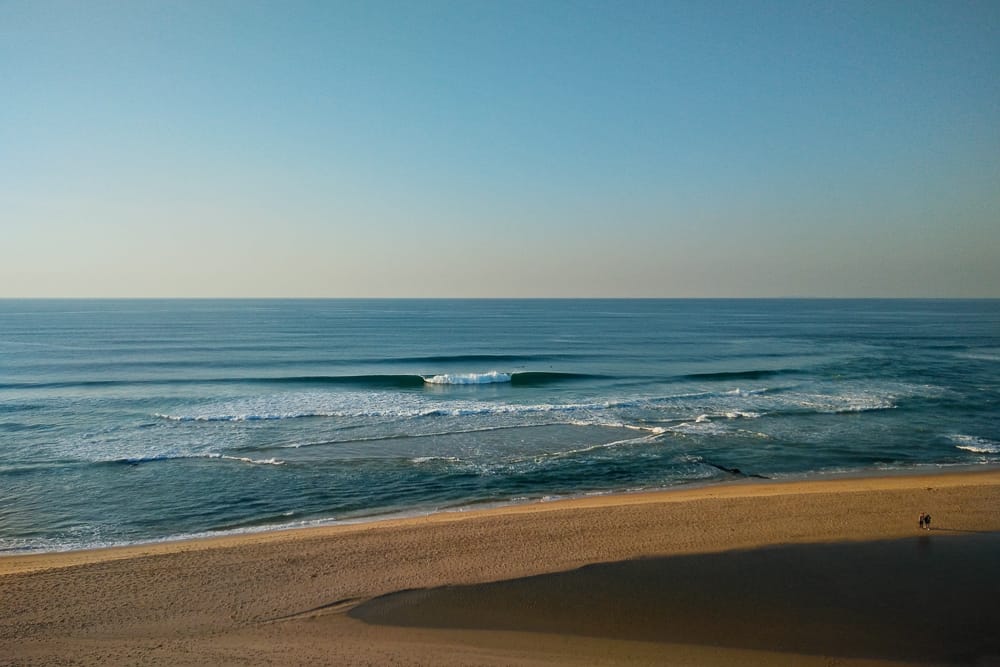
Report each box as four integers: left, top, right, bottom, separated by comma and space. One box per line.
2, 296, 998, 301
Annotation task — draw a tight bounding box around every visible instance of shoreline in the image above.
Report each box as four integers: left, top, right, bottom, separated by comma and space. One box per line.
4, 467, 1000, 665
3, 463, 996, 570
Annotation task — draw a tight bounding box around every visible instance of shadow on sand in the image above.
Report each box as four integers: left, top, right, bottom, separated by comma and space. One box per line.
351, 532, 1000, 664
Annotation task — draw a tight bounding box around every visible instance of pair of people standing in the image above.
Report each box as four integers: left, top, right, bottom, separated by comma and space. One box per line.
918, 512, 932, 530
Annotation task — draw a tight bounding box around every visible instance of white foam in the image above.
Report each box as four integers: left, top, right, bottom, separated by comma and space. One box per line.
116, 453, 190, 464
208, 453, 285, 465
724, 388, 768, 397
725, 411, 761, 419
736, 429, 772, 439
155, 391, 628, 423
789, 392, 895, 414
152, 382, 913, 438
956, 352, 1000, 363
950, 434, 1000, 454
424, 371, 512, 385
566, 419, 665, 435
155, 412, 314, 423
410, 456, 461, 464
668, 420, 731, 436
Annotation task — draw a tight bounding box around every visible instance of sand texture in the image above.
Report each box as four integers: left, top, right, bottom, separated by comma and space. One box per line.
3, 469, 1000, 666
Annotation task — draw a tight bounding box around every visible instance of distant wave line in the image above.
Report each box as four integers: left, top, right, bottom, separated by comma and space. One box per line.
107, 453, 285, 466
369, 353, 577, 364
0, 371, 600, 391
678, 368, 798, 381
153, 386, 903, 423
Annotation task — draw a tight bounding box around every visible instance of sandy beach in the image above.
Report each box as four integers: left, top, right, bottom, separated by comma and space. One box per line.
3, 468, 1000, 666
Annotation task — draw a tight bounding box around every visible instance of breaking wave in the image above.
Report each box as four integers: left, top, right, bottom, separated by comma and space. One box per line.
950, 434, 1000, 454
423, 371, 597, 386
110, 453, 285, 466
152, 384, 908, 424
424, 371, 511, 385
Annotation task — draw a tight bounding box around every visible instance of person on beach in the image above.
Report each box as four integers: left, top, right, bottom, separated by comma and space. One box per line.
923, 513, 931, 530
919, 512, 926, 529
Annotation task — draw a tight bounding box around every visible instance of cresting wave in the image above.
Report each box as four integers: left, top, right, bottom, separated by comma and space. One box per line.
424, 371, 511, 384
111, 453, 285, 466
420, 371, 600, 385
950, 435, 1000, 454
265, 372, 592, 388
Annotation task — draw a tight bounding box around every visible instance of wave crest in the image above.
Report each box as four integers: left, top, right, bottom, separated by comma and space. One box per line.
424, 371, 512, 385
950, 434, 1000, 454
112, 453, 285, 465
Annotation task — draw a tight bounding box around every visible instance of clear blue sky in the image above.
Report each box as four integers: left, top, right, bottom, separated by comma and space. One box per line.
2, 0, 998, 297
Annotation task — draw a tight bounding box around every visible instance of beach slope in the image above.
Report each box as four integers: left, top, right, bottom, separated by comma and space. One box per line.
3, 469, 1000, 665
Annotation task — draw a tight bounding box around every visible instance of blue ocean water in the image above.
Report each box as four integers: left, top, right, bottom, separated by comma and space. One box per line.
1, 299, 998, 553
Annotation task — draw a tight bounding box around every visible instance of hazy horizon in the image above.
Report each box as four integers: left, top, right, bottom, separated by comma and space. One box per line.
3, 1, 998, 298
4, 294, 1000, 300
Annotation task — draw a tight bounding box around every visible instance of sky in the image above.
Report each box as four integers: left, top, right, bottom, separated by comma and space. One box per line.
2, 0, 998, 298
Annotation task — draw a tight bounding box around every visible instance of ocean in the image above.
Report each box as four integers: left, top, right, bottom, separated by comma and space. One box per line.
1, 299, 998, 553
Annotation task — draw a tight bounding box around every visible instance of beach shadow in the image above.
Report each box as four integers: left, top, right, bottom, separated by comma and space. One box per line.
351, 534, 1000, 664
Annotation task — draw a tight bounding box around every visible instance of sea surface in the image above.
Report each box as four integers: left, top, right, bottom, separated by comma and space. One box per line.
2, 299, 998, 553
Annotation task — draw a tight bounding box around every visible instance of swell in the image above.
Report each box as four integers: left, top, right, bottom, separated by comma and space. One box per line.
678, 369, 797, 381
513, 371, 599, 386
0, 376, 423, 390
1, 453, 288, 475
0, 371, 598, 391
270, 371, 599, 388
374, 353, 574, 364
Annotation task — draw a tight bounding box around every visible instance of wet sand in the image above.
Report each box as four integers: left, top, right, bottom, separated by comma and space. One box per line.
3, 468, 1000, 665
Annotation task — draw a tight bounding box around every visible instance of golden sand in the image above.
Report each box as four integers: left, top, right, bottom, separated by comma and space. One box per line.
3, 468, 999, 665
